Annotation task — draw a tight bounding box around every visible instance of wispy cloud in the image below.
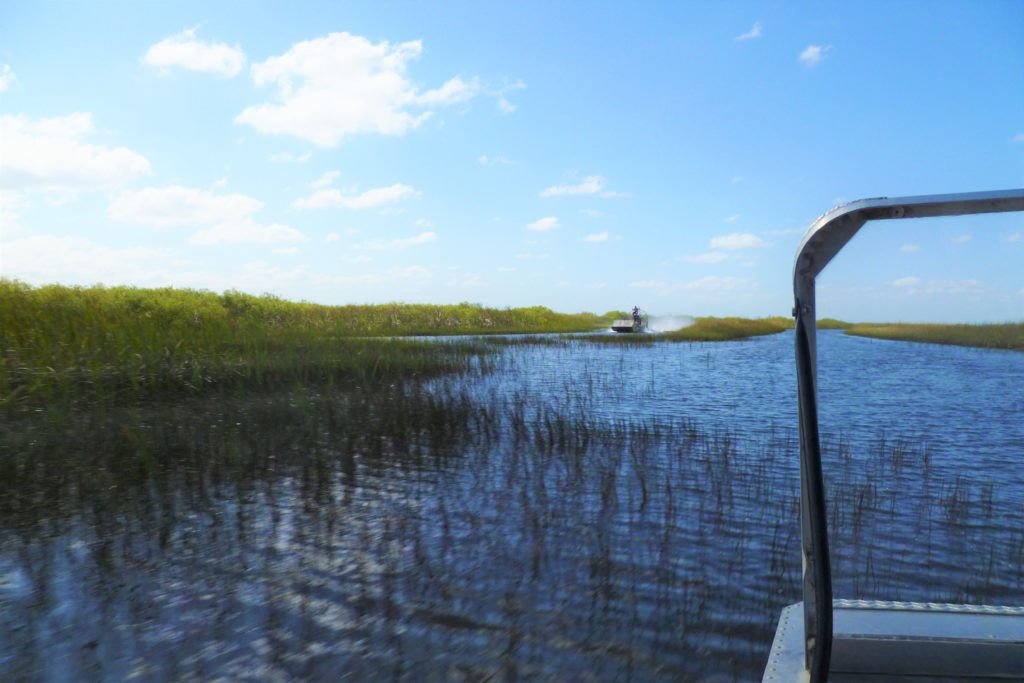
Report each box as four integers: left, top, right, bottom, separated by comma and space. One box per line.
236, 32, 479, 147
269, 151, 311, 164
583, 231, 608, 242
310, 170, 339, 189
723, 214, 740, 223
1013, 133, 1024, 143
110, 185, 261, 226
1006, 232, 1021, 243
191, 220, 306, 245
527, 216, 559, 232
478, 154, 511, 166
325, 232, 340, 242
951, 234, 971, 245
359, 231, 437, 250
678, 251, 731, 263
142, 28, 246, 77
799, 45, 832, 67
709, 232, 768, 249
734, 22, 762, 42
900, 244, 921, 253
491, 79, 526, 114
0, 64, 16, 93
109, 185, 305, 245
540, 175, 605, 197
292, 183, 418, 210
891, 277, 982, 295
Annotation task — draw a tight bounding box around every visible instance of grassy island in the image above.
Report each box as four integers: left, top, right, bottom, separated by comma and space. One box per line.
844, 322, 1024, 351
661, 316, 794, 342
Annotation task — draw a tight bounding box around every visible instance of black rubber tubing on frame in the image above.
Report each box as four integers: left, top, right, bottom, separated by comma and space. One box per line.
795, 312, 833, 681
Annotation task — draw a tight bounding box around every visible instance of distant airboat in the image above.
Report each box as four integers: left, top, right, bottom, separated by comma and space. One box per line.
611, 307, 648, 333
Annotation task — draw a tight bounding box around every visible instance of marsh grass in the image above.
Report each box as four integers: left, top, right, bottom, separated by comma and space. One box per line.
846, 321, 1024, 351
660, 316, 794, 341
0, 281, 612, 406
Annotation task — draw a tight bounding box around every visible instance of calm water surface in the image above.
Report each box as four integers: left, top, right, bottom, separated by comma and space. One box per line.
0, 331, 1021, 680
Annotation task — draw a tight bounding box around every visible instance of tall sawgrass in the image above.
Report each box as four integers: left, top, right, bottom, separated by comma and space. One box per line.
1, 280, 613, 405
845, 322, 1024, 351
660, 316, 794, 342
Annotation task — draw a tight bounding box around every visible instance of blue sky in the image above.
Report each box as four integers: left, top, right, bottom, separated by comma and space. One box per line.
1, 1, 1022, 322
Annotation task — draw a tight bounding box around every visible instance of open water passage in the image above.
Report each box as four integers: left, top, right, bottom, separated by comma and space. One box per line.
1, 331, 1021, 680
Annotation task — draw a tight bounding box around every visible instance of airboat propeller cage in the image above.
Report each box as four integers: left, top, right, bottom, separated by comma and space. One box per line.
788, 189, 1024, 681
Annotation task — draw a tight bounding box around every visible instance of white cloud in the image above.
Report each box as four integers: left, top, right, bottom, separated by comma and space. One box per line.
360, 231, 437, 250
274, 246, 300, 255
415, 218, 433, 228
269, 151, 311, 164
0, 190, 26, 237
212, 177, 228, 190
142, 28, 246, 77
1006, 232, 1021, 243
540, 175, 605, 197
891, 277, 983, 296
678, 251, 731, 263
581, 208, 603, 218
236, 32, 479, 147
478, 154, 511, 166
310, 170, 340, 189
1013, 133, 1024, 143
0, 113, 151, 191
526, 216, 559, 232
490, 79, 525, 113
799, 45, 832, 67
189, 219, 306, 245
0, 234, 169, 285
325, 264, 432, 283
735, 22, 762, 42
325, 232, 341, 242
516, 252, 551, 260
109, 185, 305, 246
583, 231, 609, 242
678, 275, 750, 292
497, 266, 516, 273
110, 186, 262, 226
709, 232, 768, 249
951, 234, 971, 244
292, 183, 418, 210
723, 214, 740, 223
0, 65, 16, 93
900, 244, 921, 253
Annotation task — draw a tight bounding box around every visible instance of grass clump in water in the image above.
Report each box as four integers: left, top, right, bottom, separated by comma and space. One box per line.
845, 321, 1024, 351
661, 316, 794, 342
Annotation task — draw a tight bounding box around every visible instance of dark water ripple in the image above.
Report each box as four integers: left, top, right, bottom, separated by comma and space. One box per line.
0, 331, 1021, 680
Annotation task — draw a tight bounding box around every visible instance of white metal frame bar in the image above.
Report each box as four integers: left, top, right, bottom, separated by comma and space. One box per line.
790, 189, 1024, 681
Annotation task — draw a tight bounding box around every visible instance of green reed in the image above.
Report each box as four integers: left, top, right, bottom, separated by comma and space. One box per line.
845, 321, 1024, 351
4, 280, 564, 405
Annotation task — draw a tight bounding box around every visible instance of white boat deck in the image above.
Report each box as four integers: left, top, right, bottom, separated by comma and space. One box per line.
764, 600, 1024, 681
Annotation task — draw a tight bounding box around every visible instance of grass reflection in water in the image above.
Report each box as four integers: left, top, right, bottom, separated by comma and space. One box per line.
0, 354, 1020, 681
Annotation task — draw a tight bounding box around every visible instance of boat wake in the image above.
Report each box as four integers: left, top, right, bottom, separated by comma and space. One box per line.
647, 316, 694, 333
